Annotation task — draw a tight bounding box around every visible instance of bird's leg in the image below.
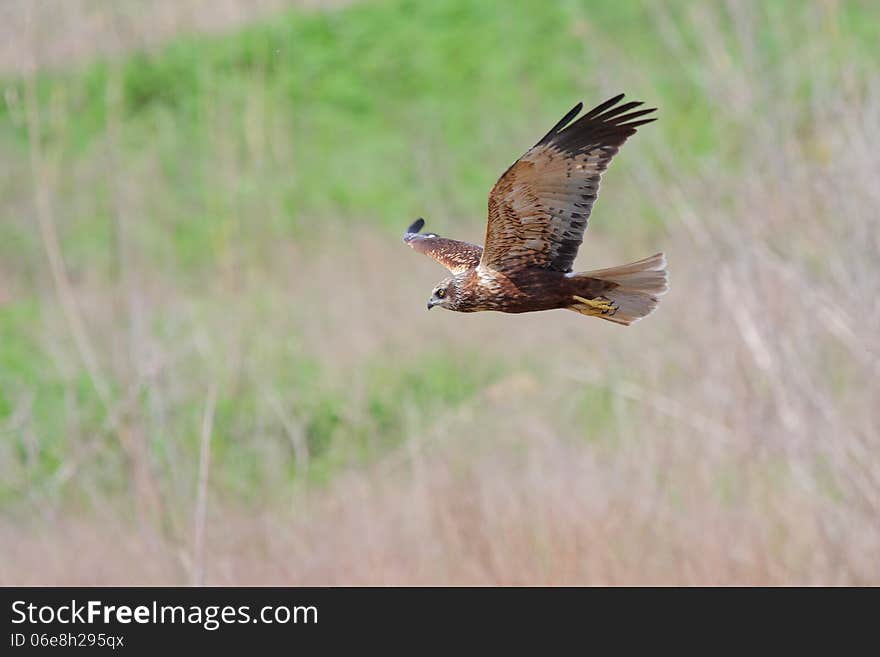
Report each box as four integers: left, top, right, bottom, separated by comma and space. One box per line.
572, 295, 616, 315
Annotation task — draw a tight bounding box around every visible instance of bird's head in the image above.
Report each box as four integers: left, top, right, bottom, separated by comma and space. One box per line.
427, 276, 461, 311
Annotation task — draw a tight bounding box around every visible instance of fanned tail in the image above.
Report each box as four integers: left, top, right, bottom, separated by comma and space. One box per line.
569, 253, 668, 325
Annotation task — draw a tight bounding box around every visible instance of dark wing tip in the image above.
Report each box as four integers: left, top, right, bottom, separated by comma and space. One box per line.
547, 95, 658, 154
582, 93, 627, 120
614, 107, 658, 125
403, 218, 425, 242
538, 102, 584, 145
622, 115, 658, 129
539, 94, 658, 150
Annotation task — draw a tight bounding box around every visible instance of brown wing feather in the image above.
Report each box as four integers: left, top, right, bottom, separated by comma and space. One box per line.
481, 94, 656, 273
403, 218, 482, 274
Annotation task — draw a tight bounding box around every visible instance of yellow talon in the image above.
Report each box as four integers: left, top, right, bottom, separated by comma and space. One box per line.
572, 295, 616, 315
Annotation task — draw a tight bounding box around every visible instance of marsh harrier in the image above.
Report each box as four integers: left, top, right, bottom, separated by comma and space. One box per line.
403, 94, 667, 325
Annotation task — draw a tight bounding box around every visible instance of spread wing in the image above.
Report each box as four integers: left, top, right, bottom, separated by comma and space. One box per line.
403, 218, 483, 274
481, 94, 656, 273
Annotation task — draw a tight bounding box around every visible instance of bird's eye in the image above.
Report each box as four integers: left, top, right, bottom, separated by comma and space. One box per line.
436, 288, 446, 298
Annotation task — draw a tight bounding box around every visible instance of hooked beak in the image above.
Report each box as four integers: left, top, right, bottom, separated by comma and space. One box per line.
427, 298, 438, 310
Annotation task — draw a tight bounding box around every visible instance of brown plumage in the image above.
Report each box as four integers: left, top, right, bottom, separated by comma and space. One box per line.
403, 94, 668, 325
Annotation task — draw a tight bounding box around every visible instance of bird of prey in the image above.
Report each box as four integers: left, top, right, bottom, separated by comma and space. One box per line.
403, 94, 667, 325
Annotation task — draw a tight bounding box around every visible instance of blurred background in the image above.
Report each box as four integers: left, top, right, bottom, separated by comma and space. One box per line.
1, 0, 878, 585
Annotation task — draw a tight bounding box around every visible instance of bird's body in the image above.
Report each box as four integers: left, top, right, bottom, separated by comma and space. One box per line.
433, 266, 613, 314
404, 94, 668, 325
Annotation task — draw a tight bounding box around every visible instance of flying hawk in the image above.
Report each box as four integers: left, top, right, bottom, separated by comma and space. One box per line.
403, 94, 667, 325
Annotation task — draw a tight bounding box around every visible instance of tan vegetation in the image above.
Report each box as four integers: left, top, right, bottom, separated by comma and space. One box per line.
0, 0, 348, 75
